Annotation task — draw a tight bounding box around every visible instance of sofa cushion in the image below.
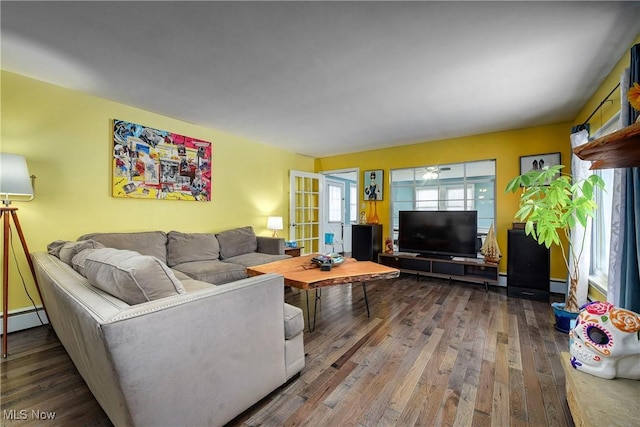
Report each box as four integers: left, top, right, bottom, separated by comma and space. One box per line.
215, 226, 257, 259
180, 278, 217, 293
78, 231, 168, 264
284, 303, 304, 340
172, 260, 247, 285
222, 252, 290, 268
57, 240, 106, 265
79, 248, 185, 305
285, 333, 306, 380
166, 231, 220, 267
171, 269, 192, 281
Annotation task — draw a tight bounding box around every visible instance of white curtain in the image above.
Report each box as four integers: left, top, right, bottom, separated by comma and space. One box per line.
607, 69, 629, 306
569, 129, 592, 307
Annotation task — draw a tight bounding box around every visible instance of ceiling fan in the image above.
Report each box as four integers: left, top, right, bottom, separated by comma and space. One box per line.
422, 166, 451, 180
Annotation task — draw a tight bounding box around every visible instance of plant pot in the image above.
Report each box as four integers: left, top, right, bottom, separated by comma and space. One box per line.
551, 302, 579, 333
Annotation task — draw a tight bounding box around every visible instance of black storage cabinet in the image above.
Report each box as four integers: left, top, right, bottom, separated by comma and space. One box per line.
507, 228, 550, 301
352, 224, 382, 262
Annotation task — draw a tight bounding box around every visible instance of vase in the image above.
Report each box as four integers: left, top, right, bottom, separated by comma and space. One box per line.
551, 302, 579, 333
366, 200, 379, 224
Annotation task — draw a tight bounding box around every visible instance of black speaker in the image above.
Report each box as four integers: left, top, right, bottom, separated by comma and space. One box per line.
352, 224, 382, 261
507, 229, 550, 301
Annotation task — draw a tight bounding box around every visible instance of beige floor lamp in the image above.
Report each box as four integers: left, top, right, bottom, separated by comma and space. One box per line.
0, 153, 46, 358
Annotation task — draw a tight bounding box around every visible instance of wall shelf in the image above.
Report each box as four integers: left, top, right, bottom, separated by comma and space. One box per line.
573, 121, 640, 169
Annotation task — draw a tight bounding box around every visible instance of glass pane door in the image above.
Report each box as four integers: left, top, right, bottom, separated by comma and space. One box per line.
289, 171, 324, 255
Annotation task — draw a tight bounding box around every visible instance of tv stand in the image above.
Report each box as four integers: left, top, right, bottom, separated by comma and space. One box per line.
416, 253, 453, 260
378, 252, 498, 291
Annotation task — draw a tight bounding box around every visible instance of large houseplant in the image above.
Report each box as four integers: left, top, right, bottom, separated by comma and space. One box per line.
505, 165, 605, 321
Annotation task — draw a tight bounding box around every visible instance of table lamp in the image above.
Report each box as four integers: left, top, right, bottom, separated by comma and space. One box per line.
267, 216, 283, 237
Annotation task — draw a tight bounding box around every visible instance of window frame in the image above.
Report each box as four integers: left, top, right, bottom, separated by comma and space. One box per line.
389, 160, 496, 245
349, 183, 357, 223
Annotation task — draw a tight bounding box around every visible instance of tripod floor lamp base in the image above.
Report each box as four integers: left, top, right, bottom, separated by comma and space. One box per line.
1, 206, 47, 358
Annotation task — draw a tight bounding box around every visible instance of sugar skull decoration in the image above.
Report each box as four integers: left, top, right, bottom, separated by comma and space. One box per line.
569, 301, 640, 380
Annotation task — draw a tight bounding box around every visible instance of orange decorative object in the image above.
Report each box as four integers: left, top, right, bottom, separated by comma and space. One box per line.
610, 307, 640, 333
366, 200, 379, 224
628, 82, 640, 112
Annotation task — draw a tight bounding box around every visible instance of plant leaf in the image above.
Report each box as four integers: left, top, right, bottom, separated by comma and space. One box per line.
582, 180, 593, 200
505, 177, 520, 193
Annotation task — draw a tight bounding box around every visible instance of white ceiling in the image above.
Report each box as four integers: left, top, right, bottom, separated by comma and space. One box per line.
2, 2, 639, 158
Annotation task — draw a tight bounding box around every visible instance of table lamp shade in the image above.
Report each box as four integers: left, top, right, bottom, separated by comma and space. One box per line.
267, 216, 283, 231
0, 153, 34, 205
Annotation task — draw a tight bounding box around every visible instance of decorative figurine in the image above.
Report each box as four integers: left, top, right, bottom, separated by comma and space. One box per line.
569, 301, 640, 380
480, 222, 501, 263
384, 237, 394, 254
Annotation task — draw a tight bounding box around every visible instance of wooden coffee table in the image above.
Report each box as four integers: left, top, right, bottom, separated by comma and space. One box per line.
247, 254, 400, 331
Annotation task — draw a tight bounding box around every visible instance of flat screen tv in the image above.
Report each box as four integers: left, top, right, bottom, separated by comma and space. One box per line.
398, 210, 478, 258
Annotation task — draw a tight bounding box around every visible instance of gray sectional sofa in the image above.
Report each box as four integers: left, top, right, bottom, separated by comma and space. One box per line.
79, 226, 291, 285
32, 226, 305, 427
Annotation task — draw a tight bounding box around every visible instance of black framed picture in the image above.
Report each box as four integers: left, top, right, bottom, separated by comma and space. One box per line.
519, 152, 561, 175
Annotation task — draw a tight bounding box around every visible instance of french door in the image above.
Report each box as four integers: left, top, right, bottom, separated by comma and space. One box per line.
289, 171, 325, 255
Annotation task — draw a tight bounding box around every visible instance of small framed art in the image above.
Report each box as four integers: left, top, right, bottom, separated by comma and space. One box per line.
364, 169, 383, 200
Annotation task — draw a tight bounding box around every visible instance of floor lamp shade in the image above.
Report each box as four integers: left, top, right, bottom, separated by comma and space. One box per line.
1, 153, 44, 358
0, 153, 34, 205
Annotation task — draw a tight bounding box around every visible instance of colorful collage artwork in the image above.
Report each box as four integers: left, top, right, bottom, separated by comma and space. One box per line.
112, 120, 212, 201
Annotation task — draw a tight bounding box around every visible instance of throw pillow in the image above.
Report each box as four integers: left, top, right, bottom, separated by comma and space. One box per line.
58, 240, 106, 265
166, 231, 220, 267
47, 240, 67, 258
71, 248, 100, 277
80, 248, 185, 305
215, 226, 258, 259
78, 231, 168, 264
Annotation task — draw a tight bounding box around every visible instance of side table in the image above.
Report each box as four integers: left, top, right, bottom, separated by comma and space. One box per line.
285, 247, 303, 257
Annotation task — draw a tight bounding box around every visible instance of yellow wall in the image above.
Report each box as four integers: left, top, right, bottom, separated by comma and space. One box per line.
1, 71, 314, 311
316, 122, 573, 279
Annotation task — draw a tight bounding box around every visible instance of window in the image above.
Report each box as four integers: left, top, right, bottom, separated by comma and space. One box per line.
349, 183, 357, 223
591, 168, 613, 285
390, 160, 496, 244
415, 188, 438, 210
327, 183, 342, 222
589, 114, 620, 292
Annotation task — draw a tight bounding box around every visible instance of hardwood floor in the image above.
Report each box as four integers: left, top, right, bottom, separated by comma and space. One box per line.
1, 276, 574, 427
